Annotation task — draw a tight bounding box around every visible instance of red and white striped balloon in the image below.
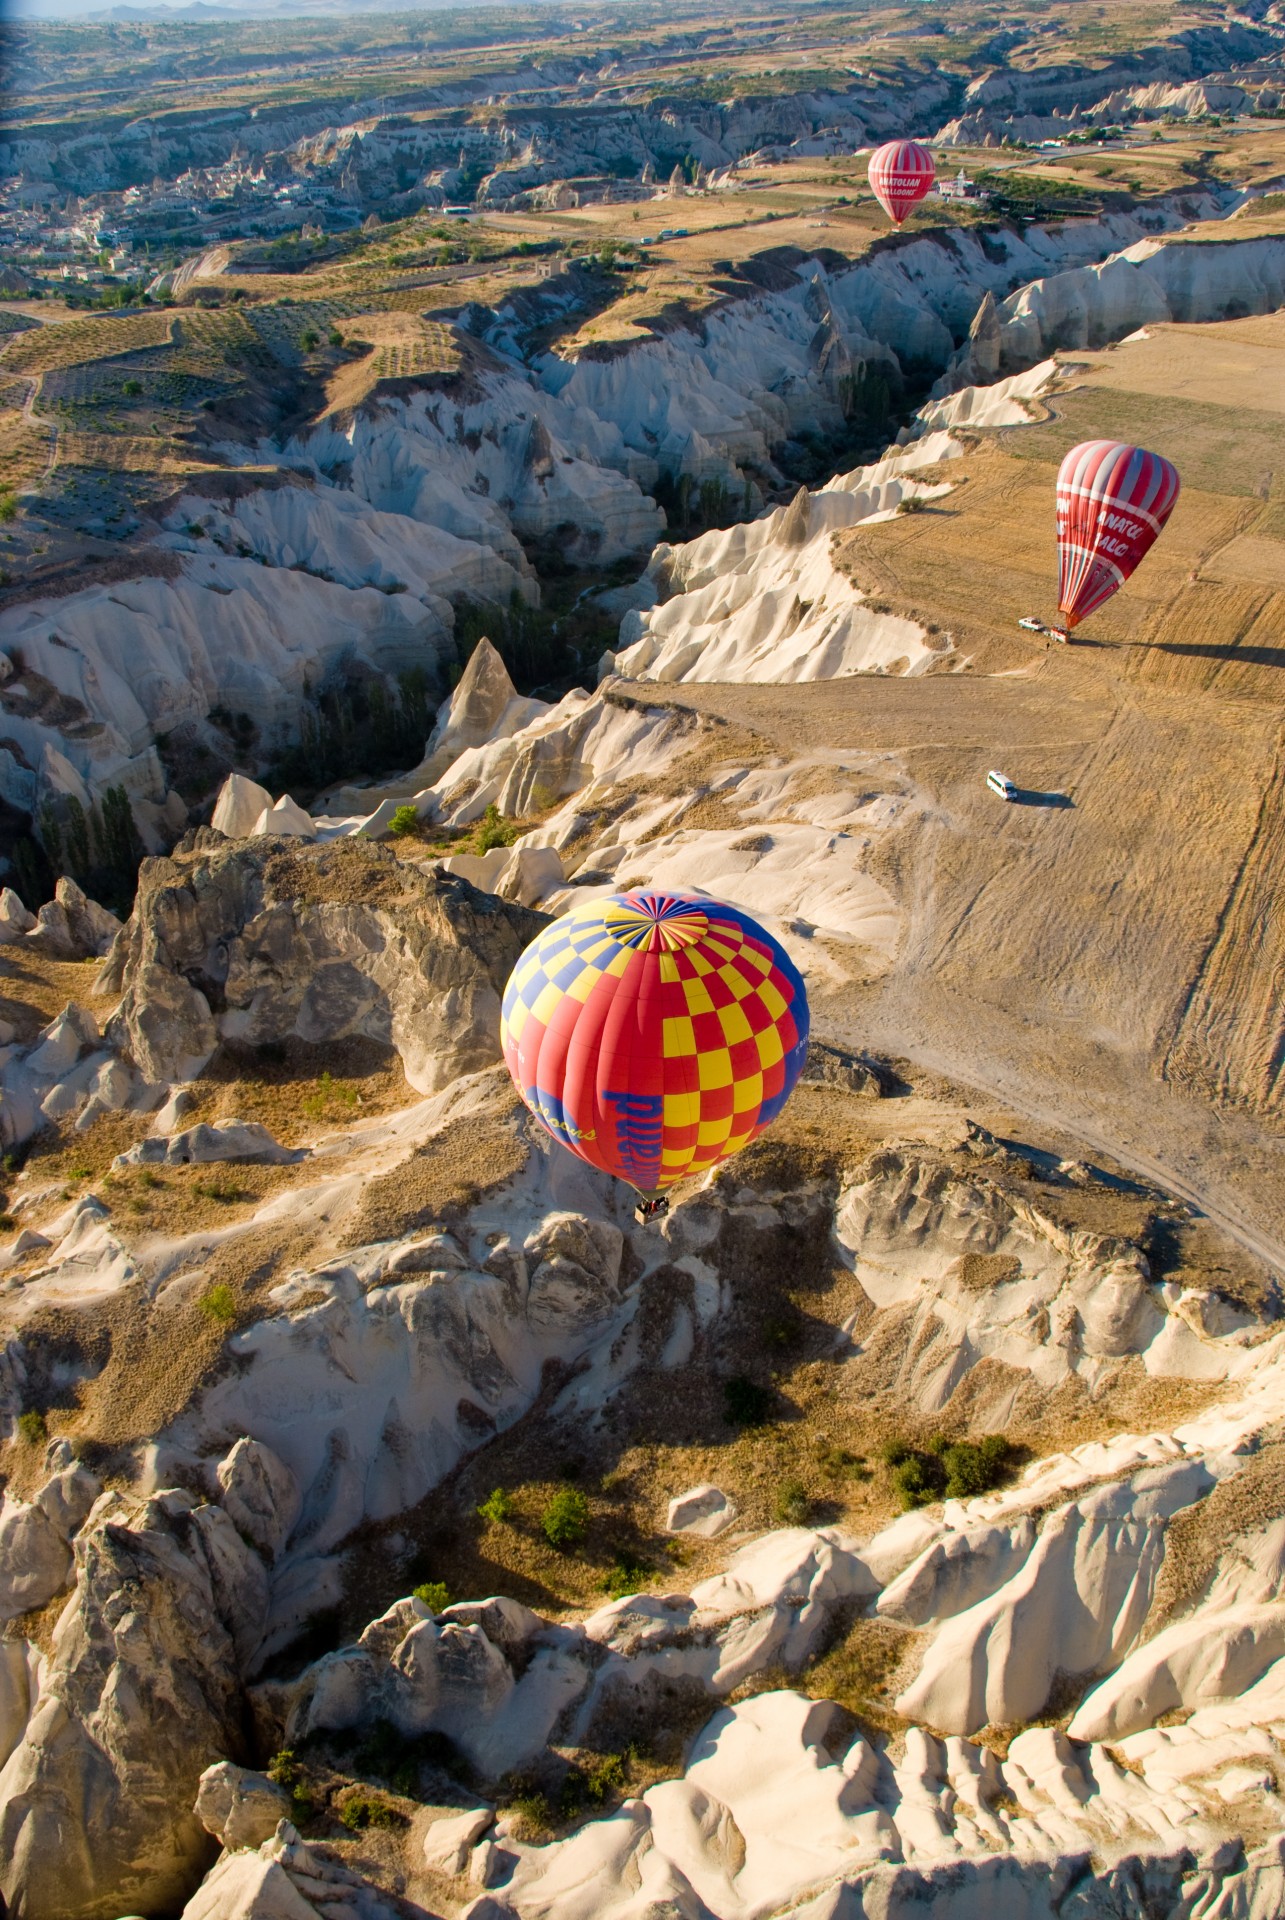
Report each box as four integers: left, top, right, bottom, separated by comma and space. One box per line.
1055, 440, 1180, 629
867, 141, 936, 225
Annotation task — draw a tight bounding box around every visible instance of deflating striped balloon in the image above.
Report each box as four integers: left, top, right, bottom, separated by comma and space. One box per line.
868, 140, 936, 225
1056, 440, 1180, 629
501, 890, 810, 1195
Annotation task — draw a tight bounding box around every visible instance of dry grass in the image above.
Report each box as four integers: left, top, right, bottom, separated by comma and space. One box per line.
797, 1615, 925, 1737
349, 1110, 529, 1243
324, 314, 461, 415
0, 949, 110, 1044
0, 409, 53, 495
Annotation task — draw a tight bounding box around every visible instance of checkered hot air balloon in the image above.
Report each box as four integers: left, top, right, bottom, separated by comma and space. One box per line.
501, 890, 810, 1199
1056, 440, 1180, 629
867, 140, 936, 225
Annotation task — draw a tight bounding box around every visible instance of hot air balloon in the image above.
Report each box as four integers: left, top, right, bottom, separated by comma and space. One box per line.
868, 140, 936, 225
1056, 440, 1180, 630
501, 889, 810, 1220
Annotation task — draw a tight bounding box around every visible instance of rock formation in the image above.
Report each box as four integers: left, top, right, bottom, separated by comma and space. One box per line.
98, 835, 547, 1090
0, 1486, 258, 1919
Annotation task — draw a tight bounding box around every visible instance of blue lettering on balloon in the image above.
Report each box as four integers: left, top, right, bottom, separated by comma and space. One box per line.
603, 1090, 664, 1179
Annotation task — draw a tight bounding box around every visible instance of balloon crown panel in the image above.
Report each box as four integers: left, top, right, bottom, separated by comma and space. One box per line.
501, 890, 810, 1195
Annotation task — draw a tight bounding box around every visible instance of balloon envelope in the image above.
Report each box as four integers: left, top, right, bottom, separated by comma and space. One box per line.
1056, 440, 1180, 628
501, 890, 810, 1194
868, 140, 936, 224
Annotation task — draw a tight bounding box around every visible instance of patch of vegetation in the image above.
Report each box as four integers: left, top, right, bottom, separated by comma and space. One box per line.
815, 1442, 871, 1482
412, 1579, 450, 1612
192, 1175, 254, 1203
477, 1486, 514, 1524
339, 1790, 405, 1831
972, 168, 1105, 220
474, 802, 519, 854
723, 1374, 773, 1428
774, 1478, 812, 1525
37, 783, 144, 917
542, 1486, 591, 1549
199, 1283, 238, 1324
266, 1747, 316, 1819
503, 1786, 555, 1840
301, 1070, 360, 1121
387, 803, 422, 838
269, 665, 434, 802
17, 1409, 47, 1446
600, 1548, 654, 1599
882, 1433, 1016, 1509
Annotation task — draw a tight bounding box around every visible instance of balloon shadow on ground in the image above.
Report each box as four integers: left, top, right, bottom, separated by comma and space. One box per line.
1145, 643, 1285, 669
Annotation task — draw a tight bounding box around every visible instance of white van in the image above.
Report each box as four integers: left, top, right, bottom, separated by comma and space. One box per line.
986, 770, 1017, 801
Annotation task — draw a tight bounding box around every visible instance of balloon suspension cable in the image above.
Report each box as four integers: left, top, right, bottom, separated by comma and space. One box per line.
633, 1190, 670, 1227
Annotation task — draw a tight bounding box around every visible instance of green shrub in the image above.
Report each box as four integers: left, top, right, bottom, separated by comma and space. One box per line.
413, 1580, 450, 1613
17, 1409, 46, 1446
723, 1375, 772, 1427
388, 803, 422, 838
775, 1479, 811, 1525
883, 1434, 1015, 1509
542, 1486, 590, 1549
600, 1550, 652, 1599
340, 1791, 403, 1830
267, 1748, 302, 1789
0, 493, 18, 524
585, 1751, 628, 1801
193, 1176, 249, 1203
301, 1070, 360, 1120
474, 803, 519, 855
199, 1284, 237, 1325
506, 1789, 553, 1839
477, 1487, 513, 1524
940, 1433, 1014, 1499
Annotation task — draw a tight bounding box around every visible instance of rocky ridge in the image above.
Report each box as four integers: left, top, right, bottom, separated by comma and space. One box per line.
0, 189, 1241, 833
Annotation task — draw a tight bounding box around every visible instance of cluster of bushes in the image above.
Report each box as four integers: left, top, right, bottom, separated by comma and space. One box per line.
882, 1433, 1015, 1509
387, 799, 519, 851
501, 1748, 635, 1839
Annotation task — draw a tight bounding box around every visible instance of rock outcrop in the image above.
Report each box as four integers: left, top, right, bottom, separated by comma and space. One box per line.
0, 1487, 258, 1920
180, 1819, 408, 1920
98, 836, 547, 1090
0, 888, 36, 942
0, 999, 161, 1152
194, 1762, 291, 1852
6, 877, 122, 960
419, 636, 545, 788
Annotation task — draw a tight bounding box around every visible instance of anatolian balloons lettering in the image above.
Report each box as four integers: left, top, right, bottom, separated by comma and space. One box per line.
1056, 440, 1180, 629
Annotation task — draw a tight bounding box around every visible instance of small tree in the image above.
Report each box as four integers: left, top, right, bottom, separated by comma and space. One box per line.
542, 1487, 590, 1549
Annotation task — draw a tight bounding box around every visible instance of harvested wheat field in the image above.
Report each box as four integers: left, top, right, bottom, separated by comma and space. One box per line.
624, 309, 1285, 1269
